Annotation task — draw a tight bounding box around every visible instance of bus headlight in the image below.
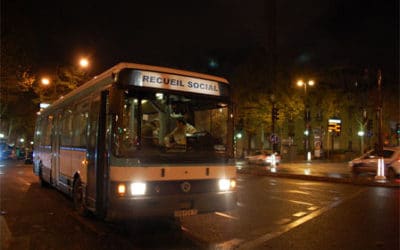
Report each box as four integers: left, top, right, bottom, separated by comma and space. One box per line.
130, 182, 146, 195
117, 184, 126, 195
219, 178, 236, 191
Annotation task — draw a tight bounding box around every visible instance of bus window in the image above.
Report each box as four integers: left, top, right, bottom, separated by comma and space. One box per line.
115, 97, 139, 155
43, 115, 53, 148
114, 91, 229, 162
61, 109, 73, 147
71, 100, 90, 148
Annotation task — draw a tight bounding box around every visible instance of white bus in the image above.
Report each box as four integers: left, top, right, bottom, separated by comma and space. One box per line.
33, 62, 237, 220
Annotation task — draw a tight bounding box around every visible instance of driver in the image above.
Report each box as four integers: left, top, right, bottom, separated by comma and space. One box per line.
164, 117, 197, 147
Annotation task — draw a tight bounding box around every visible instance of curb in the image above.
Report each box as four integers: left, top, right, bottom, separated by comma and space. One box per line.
237, 168, 400, 188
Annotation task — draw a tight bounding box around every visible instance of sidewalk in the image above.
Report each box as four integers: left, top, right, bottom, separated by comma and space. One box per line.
236, 160, 400, 188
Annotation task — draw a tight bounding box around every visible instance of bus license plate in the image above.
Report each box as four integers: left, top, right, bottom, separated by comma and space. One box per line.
174, 209, 198, 217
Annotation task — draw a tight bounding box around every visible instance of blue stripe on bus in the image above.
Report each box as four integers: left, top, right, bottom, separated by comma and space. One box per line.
37, 145, 86, 152
60, 147, 87, 152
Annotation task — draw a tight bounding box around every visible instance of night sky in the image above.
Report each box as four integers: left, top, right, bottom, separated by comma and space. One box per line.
2, 0, 399, 79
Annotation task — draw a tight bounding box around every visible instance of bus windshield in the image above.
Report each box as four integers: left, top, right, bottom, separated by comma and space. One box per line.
113, 90, 230, 164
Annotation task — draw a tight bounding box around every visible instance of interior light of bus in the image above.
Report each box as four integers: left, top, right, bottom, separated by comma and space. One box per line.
155, 93, 163, 100
218, 179, 231, 191
130, 182, 146, 195
117, 184, 126, 195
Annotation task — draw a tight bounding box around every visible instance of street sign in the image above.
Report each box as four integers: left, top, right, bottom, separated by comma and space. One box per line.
269, 134, 279, 144
328, 118, 341, 135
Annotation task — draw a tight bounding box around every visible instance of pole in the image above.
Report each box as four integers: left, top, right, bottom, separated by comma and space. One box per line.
376, 69, 383, 156
360, 135, 364, 154
375, 69, 386, 181
271, 103, 276, 152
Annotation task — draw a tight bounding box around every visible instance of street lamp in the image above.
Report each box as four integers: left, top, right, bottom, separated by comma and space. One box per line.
41, 77, 50, 86
296, 79, 314, 94
79, 58, 89, 68
358, 130, 365, 154
296, 79, 315, 160
40, 76, 59, 102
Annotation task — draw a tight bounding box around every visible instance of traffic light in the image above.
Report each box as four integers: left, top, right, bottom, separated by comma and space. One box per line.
272, 108, 279, 120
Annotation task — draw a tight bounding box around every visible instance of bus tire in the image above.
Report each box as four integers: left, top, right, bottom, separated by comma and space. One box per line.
73, 178, 89, 216
39, 164, 49, 188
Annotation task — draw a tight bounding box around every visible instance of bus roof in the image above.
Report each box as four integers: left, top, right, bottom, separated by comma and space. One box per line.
117, 62, 229, 84
43, 62, 229, 113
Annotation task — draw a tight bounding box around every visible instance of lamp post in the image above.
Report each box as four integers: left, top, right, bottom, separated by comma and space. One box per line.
358, 130, 365, 154
41, 77, 50, 86
296, 79, 315, 160
40, 76, 58, 102
79, 58, 89, 68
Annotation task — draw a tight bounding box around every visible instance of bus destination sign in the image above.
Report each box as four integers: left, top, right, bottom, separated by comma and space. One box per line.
131, 70, 221, 96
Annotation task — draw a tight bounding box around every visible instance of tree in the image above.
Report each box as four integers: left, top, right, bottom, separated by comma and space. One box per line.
32, 66, 88, 104
0, 31, 38, 143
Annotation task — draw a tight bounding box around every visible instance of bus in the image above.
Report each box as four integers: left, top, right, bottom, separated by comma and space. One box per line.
33, 62, 237, 220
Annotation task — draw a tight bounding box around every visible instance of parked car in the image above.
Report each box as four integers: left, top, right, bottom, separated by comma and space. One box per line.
348, 147, 400, 179
246, 150, 281, 166
0, 143, 13, 160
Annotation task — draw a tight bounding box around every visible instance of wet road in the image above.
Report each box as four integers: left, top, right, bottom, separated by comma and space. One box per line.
1, 161, 399, 249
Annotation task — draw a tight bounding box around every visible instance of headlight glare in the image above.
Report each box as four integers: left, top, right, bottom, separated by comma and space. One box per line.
130, 182, 146, 195
219, 179, 231, 191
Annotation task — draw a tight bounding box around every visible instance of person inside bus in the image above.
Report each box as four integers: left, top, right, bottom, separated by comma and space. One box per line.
164, 117, 197, 148
141, 119, 160, 146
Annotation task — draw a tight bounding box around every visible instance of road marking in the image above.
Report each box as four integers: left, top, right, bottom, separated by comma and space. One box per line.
212, 238, 244, 250
287, 189, 310, 195
292, 211, 307, 217
237, 188, 367, 250
214, 212, 239, 220
270, 196, 314, 206
307, 206, 319, 211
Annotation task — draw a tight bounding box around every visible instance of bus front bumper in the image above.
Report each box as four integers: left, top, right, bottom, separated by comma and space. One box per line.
106, 191, 237, 220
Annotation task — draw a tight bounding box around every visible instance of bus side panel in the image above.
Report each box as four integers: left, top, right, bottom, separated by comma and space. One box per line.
71, 148, 87, 183
39, 146, 52, 183
59, 148, 72, 190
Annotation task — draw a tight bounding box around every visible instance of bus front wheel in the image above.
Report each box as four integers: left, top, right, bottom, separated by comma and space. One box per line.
73, 178, 88, 216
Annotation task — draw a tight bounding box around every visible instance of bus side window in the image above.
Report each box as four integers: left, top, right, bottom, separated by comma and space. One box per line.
43, 115, 53, 148
61, 109, 73, 147
71, 99, 90, 148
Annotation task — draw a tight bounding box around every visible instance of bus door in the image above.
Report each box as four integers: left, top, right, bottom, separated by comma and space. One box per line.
86, 94, 100, 210
85, 91, 108, 216
51, 112, 62, 186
